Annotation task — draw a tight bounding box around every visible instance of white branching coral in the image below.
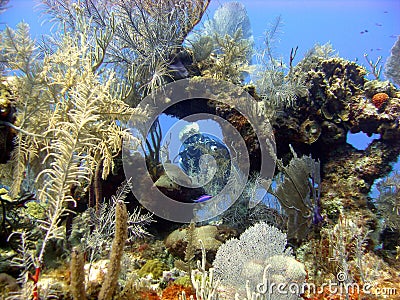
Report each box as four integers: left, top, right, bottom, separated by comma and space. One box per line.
212, 222, 306, 299
69, 180, 153, 265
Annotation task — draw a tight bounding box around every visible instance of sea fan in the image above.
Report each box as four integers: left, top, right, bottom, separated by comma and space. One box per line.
376, 172, 400, 230
213, 222, 305, 299
269, 146, 322, 244
384, 36, 400, 87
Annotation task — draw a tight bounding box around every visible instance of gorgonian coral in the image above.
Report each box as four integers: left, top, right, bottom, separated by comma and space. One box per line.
384, 36, 400, 87
377, 172, 400, 231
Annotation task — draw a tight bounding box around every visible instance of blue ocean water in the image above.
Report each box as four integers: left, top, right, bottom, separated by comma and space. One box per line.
2, 0, 399, 66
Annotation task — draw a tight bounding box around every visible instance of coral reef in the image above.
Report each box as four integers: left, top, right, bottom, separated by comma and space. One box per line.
1, 1, 400, 299
137, 259, 168, 280
161, 283, 196, 300
212, 222, 306, 298
214, 55, 400, 247
165, 224, 237, 266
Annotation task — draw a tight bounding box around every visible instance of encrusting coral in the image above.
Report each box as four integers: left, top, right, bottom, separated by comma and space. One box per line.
137, 259, 168, 280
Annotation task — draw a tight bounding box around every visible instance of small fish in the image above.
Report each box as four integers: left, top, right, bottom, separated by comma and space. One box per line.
194, 195, 212, 203
389, 35, 397, 38
375, 23, 382, 26
383, 11, 388, 13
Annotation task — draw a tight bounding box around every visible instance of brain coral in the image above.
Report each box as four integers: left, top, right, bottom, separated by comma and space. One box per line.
371, 92, 389, 109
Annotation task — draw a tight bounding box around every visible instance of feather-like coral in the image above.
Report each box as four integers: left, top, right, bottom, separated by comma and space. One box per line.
0, 17, 148, 298
40, 0, 210, 99
253, 16, 307, 109
188, 1, 254, 84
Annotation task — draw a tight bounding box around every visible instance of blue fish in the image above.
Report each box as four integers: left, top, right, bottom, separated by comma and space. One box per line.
194, 195, 212, 203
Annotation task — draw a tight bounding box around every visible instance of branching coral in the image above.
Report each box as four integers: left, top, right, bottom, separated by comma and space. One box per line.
212, 222, 305, 298
0, 20, 147, 197
40, 0, 210, 99
69, 181, 153, 270
0, 19, 150, 299
188, 1, 254, 84
69, 181, 149, 300
189, 240, 221, 300
200, 29, 254, 84
253, 16, 307, 109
